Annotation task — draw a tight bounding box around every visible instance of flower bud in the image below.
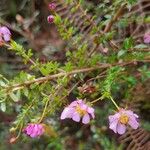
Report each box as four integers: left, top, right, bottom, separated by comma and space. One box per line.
47, 15, 54, 24
23, 123, 45, 138
9, 137, 17, 144
48, 3, 56, 11
144, 32, 150, 44
0, 26, 11, 43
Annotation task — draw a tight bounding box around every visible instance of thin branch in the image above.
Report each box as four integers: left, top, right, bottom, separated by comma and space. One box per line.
6, 64, 110, 91
5, 59, 150, 92
104, 4, 126, 33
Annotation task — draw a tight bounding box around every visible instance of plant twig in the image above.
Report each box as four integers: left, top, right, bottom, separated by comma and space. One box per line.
5, 59, 150, 92
104, 4, 126, 33
5, 65, 109, 91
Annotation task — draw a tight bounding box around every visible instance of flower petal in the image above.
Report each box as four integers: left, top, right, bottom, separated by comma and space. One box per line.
60, 107, 75, 120
82, 114, 90, 124
69, 101, 78, 107
30, 133, 38, 138
79, 103, 87, 110
72, 112, 80, 122
125, 110, 133, 114
109, 113, 120, 123
77, 99, 84, 104
26, 127, 32, 135
128, 118, 139, 129
26, 124, 34, 135
3, 34, 10, 41
117, 123, 126, 135
144, 33, 150, 44
0, 26, 11, 35
109, 120, 118, 133
91, 112, 95, 119
144, 36, 150, 43
87, 107, 94, 114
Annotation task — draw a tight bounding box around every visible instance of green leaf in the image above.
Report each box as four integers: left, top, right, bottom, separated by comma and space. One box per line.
54, 14, 62, 25
134, 44, 148, 49
0, 80, 6, 87
23, 88, 29, 97
39, 62, 59, 76
9, 92, 20, 102
123, 37, 134, 50
63, 62, 73, 72
117, 49, 127, 58
1, 102, 6, 112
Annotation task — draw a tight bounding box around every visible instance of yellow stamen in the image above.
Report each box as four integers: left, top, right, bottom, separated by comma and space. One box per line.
76, 106, 87, 116
119, 114, 129, 124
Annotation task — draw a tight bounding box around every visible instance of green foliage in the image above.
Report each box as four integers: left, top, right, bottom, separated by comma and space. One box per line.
39, 62, 60, 76
101, 66, 124, 98
9, 40, 33, 64
123, 37, 134, 50
138, 65, 150, 82
127, 0, 137, 5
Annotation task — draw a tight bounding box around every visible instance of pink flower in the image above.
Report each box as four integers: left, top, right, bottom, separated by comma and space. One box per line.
0, 26, 11, 42
60, 99, 95, 124
48, 3, 56, 11
47, 15, 54, 23
23, 123, 45, 138
109, 109, 139, 135
144, 32, 150, 44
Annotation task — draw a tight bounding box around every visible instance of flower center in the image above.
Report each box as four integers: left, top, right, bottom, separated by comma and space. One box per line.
119, 114, 129, 124
76, 106, 87, 116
